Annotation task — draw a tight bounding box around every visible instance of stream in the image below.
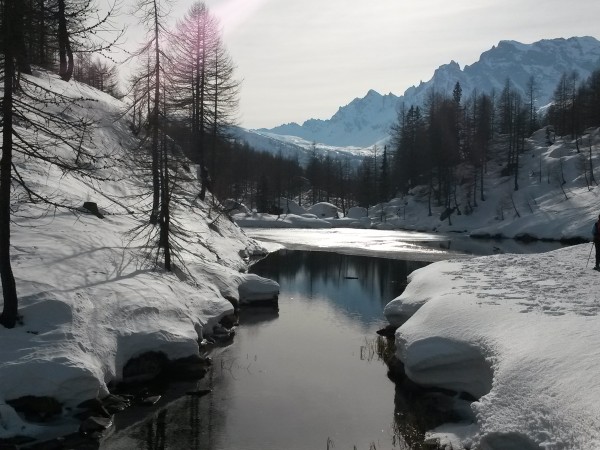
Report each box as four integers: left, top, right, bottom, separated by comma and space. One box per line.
100, 230, 564, 450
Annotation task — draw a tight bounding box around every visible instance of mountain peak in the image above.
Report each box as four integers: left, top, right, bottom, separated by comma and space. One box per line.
261, 36, 600, 148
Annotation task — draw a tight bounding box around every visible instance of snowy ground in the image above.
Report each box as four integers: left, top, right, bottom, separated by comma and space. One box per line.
0, 72, 277, 440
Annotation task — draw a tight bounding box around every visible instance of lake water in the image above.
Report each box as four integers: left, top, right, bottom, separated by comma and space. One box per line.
101, 230, 564, 450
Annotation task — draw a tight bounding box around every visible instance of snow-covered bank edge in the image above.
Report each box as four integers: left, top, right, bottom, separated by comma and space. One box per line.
383, 244, 600, 449
0, 207, 281, 444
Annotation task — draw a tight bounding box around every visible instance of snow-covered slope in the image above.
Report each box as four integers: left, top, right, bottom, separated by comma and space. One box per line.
235, 126, 600, 244
256, 36, 600, 148
264, 89, 400, 148
230, 126, 374, 166
0, 72, 271, 439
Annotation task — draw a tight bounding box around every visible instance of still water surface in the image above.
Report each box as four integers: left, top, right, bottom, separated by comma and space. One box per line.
103, 251, 427, 449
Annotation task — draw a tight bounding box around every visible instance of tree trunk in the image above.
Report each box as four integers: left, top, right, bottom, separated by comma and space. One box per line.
149, 0, 161, 224
197, 18, 208, 200
0, 0, 19, 328
159, 132, 171, 271
58, 0, 73, 81
15, 0, 32, 75
480, 163, 485, 201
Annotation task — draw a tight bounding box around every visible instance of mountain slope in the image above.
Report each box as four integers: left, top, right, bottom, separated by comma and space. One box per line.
259, 36, 600, 148
265, 89, 400, 148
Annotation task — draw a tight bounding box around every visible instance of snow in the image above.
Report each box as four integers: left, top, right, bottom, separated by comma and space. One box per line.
0, 71, 275, 439
237, 274, 279, 304
306, 201, 341, 218
384, 245, 600, 449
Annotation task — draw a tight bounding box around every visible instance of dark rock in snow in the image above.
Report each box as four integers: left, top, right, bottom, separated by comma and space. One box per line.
79, 416, 113, 434
122, 351, 169, 383
6, 396, 62, 422
140, 395, 161, 406
82, 201, 104, 219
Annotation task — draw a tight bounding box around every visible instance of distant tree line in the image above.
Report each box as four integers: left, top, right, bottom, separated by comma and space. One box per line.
187, 66, 600, 220
547, 68, 600, 146
214, 141, 392, 216
0, 0, 121, 91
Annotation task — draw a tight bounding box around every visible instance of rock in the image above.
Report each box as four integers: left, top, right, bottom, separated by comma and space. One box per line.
6, 396, 62, 422
211, 324, 235, 342
100, 394, 130, 414
82, 201, 104, 219
219, 313, 239, 329
122, 351, 169, 383
79, 416, 113, 435
165, 355, 211, 380
140, 395, 161, 406
75, 398, 111, 420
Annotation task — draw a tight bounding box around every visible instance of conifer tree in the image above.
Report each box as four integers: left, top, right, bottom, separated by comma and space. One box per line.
168, 1, 239, 200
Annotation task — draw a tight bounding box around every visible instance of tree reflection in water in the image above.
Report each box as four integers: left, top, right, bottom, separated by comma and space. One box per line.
102, 249, 454, 450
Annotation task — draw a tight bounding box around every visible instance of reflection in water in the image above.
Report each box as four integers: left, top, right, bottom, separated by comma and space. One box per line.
101, 250, 431, 450
251, 250, 427, 327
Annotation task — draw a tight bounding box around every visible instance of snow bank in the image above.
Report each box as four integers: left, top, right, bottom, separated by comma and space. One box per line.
384, 244, 600, 448
306, 202, 341, 218
278, 198, 306, 215
346, 206, 368, 219
0, 72, 269, 439
234, 212, 333, 228
237, 273, 280, 304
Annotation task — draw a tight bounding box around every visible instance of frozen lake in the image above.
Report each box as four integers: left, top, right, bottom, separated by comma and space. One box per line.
245, 228, 565, 261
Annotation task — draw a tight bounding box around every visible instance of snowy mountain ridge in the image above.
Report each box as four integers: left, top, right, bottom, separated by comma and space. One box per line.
239, 36, 600, 153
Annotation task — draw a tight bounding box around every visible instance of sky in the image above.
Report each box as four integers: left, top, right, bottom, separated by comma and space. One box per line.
113, 0, 600, 130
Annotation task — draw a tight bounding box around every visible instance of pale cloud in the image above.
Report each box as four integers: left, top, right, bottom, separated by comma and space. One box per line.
117, 0, 600, 129
208, 0, 272, 34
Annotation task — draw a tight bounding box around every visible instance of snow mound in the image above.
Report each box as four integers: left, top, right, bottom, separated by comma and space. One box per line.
237, 273, 280, 304
306, 202, 341, 218
278, 198, 307, 215
346, 206, 368, 219
384, 244, 600, 448
233, 212, 333, 228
